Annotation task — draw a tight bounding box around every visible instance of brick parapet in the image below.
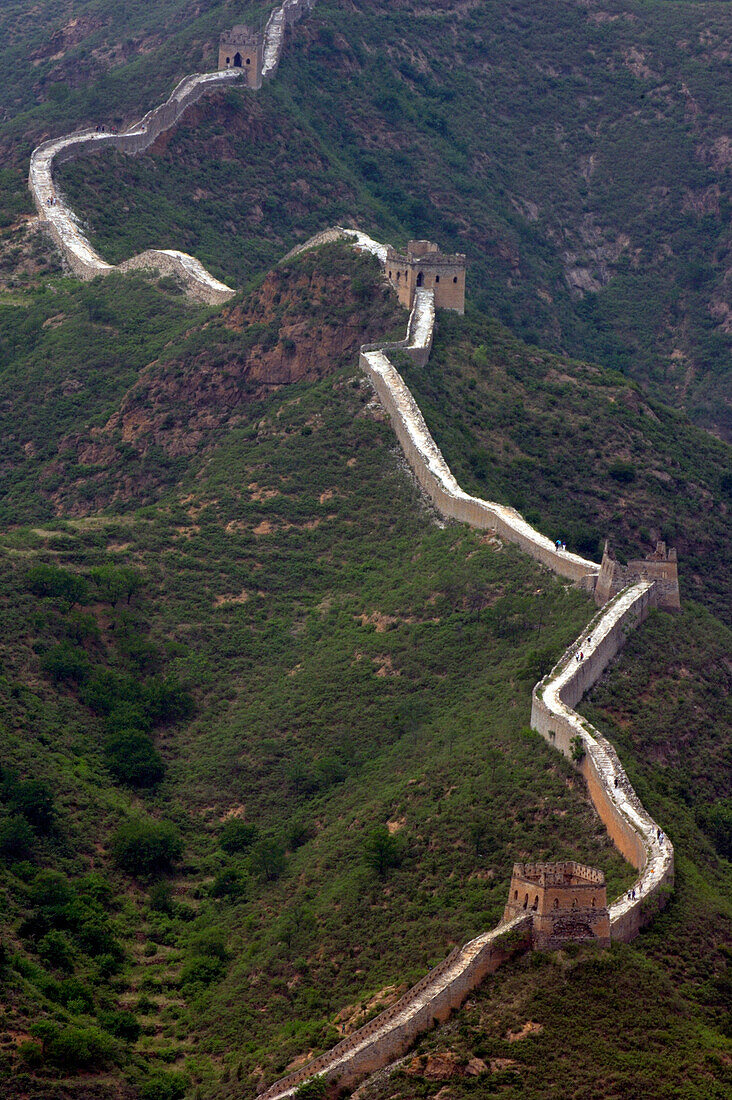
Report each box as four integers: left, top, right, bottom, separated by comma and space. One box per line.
531, 583, 675, 942
257, 914, 533, 1099
359, 347, 600, 587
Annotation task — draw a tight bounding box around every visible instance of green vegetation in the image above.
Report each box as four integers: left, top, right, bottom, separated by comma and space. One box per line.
0, 1, 728, 1089
0, 235, 727, 1095
397, 310, 731, 621
363, 605, 731, 1100
19, 0, 726, 436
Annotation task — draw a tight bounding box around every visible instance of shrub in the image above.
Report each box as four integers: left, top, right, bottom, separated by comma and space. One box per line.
98, 1009, 140, 1042
16, 1040, 43, 1069
37, 930, 74, 971
211, 867, 248, 899
29, 869, 71, 908
609, 460, 636, 483
8, 779, 54, 832
362, 826, 402, 877
105, 732, 164, 788
142, 676, 194, 725
570, 735, 586, 763
219, 818, 257, 854
139, 1070, 188, 1100
179, 953, 225, 992
295, 1076, 327, 1099
41, 642, 90, 685
111, 818, 182, 878
45, 1025, 118, 1070
0, 816, 35, 861
149, 881, 175, 914
25, 565, 88, 606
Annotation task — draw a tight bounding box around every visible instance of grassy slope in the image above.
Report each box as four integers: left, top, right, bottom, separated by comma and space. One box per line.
0, 247, 728, 1098
359, 605, 732, 1100
397, 309, 731, 622
0, 332, 628, 1097
41, 0, 732, 437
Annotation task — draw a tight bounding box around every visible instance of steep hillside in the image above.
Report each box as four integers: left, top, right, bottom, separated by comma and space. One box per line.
0, 243, 728, 1098
357, 604, 731, 1100
37, 0, 731, 437
397, 309, 731, 621
0, 294, 630, 1096
0, 245, 403, 522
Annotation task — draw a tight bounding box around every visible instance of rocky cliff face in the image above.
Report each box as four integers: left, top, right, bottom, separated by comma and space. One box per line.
52, 247, 404, 512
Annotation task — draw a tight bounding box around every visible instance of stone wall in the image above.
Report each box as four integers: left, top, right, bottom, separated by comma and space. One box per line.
360, 347, 600, 588
257, 915, 533, 1100
28, 0, 316, 300
28, 69, 243, 299
530, 582, 675, 942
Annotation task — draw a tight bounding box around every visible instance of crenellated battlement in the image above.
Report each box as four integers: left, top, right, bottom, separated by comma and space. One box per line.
218, 25, 263, 88
386, 240, 466, 314
595, 540, 680, 610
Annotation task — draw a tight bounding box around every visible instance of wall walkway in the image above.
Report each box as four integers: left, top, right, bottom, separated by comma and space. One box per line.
24, 12, 676, 1093
256, 298, 675, 1099
28, 0, 313, 302
258, 915, 533, 1100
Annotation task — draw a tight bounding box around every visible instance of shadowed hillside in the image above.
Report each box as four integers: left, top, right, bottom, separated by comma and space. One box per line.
34, 0, 731, 438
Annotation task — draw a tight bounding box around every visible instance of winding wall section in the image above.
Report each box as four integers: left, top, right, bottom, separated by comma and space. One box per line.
24, 13, 675, 1092
28, 0, 312, 303
254, 295, 674, 1099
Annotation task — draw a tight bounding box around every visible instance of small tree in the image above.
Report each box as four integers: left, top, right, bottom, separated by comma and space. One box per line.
250, 838, 286, 882
105, 732, 164, 789
363, 826, 402, 877
111, 817, 182, 878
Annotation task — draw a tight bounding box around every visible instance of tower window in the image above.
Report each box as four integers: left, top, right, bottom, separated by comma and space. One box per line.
553, 898, 559, 910
435, 275, 440, 283
246, 57, 251, 65
514, 890, 518, 901
453, 276, 458, 283
523, 894, 528, 909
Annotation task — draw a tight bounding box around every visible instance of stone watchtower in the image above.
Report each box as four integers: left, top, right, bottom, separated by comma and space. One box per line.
503, 861, 610, 950
385, 240, 466, 314
594, 540, 680, 611
218, 25, 263, 89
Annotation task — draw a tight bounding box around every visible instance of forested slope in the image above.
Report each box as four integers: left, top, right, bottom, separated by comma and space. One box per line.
0, 247, 729, 1098
19, 0, 727, 436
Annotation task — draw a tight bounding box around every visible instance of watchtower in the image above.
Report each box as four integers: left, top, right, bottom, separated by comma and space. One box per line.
385, 240, 466, 314
218, 25, 263, 89
595, 540, 680, 611
503, 861, 610, 950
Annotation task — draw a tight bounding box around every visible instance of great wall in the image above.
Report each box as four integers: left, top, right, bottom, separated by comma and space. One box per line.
25, 6, 678, 1097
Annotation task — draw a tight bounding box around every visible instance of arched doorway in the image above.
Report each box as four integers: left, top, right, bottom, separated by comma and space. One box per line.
416, 271, 424, 287
234, 52, 243, 67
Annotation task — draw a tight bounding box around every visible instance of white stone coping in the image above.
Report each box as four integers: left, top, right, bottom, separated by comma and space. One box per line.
362, 347, 600, 577
259, 914, 530, 1100
408, 288, 435, 348
538, 582, 674, 924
